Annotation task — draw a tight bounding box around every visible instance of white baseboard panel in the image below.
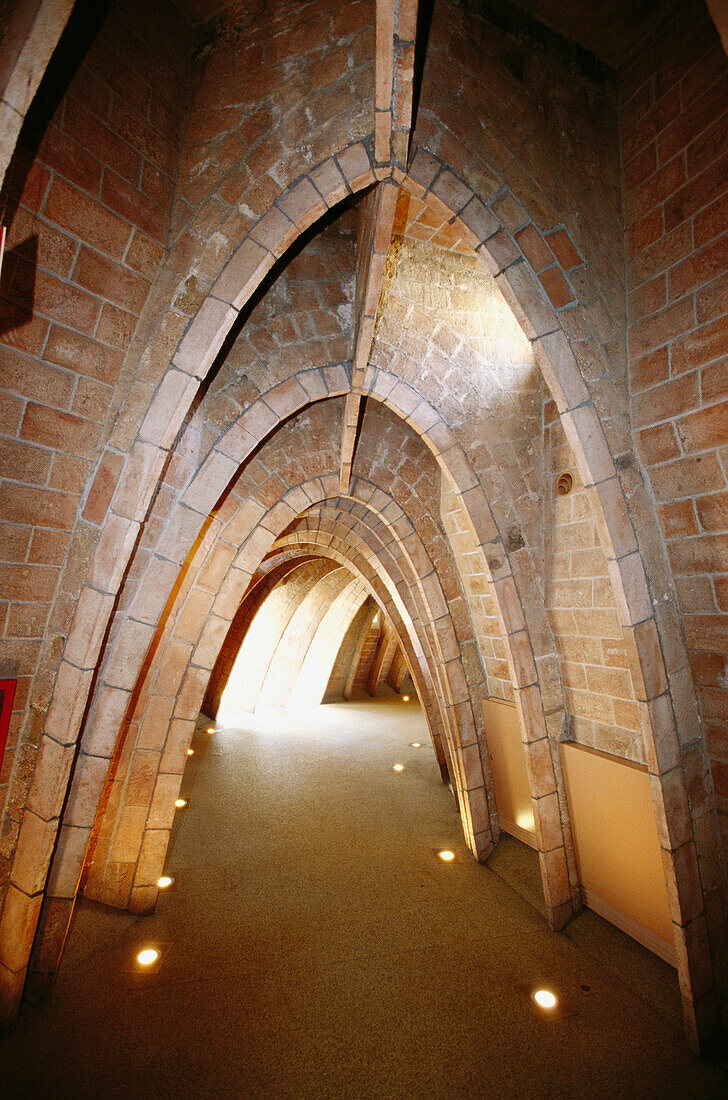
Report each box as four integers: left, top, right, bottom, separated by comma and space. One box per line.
581, 887, 677, 967
501, 819, 538, 850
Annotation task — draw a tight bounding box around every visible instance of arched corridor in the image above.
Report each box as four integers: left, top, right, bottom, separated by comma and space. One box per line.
1, 0, 728, 1067
1, 694, 723, 1097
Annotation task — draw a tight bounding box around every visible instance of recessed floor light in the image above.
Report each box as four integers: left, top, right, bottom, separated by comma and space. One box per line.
410, 742, 421, 748
438, 849, 455, 862
393, 763, 405, 772
402, 695, 410, 702
187, 748, 194, 756
517, 982, 575, 1020
137, 948, 159, 966
157, 876, 174, 889
206, 727, 215, 734
533, 989, 558, 1010
175, 798, 187, 808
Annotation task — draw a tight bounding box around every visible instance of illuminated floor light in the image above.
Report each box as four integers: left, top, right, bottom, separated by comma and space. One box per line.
410, 742, 421, 748
533, 989, 558, 1010
137, 948, 160, 966
393, 763, 405, 772
157, 876, 174, 889
402, 695, 410, 702
206, 727, 215, 734
187, 748, 194, 756
174, 798, 187, 809
438, 849, 455, 862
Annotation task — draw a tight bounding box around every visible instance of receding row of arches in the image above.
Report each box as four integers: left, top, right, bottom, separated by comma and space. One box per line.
1, 0, 725, 1058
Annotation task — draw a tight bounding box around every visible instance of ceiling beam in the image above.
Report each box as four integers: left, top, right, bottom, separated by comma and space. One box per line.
339, 1, 420, 495
375, 0, 419, 169
339, 179, 399, 493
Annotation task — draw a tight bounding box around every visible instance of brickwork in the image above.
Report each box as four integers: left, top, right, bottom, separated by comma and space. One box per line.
87, 481, 481, 912
0, 0, 192, 859
544, 401, 642, 762
323, 597, 377, 701
440, 482, 514, 702
620, 0, 728, 849
0, 0, 726, 1053
290, 578, 368, 705
415, 0, 627, 411
204, 557, 318, 716
351, 614, 382, 696
203, 209, 357, 432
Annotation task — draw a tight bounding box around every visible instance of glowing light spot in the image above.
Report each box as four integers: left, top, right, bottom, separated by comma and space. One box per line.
187, 748, 194, 756
393, 763, 405, 772
533, 989, 557, 1010
438, 850, 455, 862
410, 742, 421, 748
206, 727, 215, 734
175, 798, 187, 809
402, 695, 410, 702
137, 948, 159, 966
157, 876, 173, 889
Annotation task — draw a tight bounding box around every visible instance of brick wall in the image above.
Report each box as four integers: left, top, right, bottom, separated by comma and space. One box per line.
204, 209, 356, 422
323, 597, 376, 701
351, 615, 381, 696
544, 400, 643, 762
620, 0, 728, 841
440, 482, 514, 701
0, 0, 191, 843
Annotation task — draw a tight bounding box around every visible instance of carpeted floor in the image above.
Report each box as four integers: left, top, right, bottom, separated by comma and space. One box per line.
1, 694, 725, 1098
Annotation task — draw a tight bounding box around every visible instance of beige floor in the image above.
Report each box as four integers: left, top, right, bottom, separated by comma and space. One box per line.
1, 694, 725, 1098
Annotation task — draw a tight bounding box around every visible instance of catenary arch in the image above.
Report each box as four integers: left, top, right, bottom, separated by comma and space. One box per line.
206, 554, 353, 717
17, 307, 690, 1020
1, 2, 725, 1056
85, 437, 589, 928
86, 493, 496, 917
83, 470, 517, 910
45, 473, 480, 928
5, 152, 719, 1047
37, 371, 576, 938
222, 561, 365, 713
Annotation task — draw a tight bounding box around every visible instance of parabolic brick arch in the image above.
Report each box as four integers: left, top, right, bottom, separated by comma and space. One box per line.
0, 0, 726, 1057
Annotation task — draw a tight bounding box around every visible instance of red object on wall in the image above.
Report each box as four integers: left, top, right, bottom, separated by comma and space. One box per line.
0, 679, 16, 770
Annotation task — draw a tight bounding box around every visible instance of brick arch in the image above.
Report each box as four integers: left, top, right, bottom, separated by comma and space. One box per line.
218, 540, 438, 734
25, 368, 578, 992
262, 535, 446, 755
283, 502, 477, 758
0, 150, 374, 1020
0, 0, 76, 190
24, 147, 376, 754
37, 475, 463, 928
396, 152, 721, 1045
203, 547, 371, 715
8, 150, 717, 1047
94, 444, 591, 936
85, 473, 502, 909
108, 504, 473, 914
204, 553, 332, 717
224, 561, 361, 714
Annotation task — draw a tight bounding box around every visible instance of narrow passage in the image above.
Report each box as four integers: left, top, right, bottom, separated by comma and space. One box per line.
1, 696, 723, 1098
